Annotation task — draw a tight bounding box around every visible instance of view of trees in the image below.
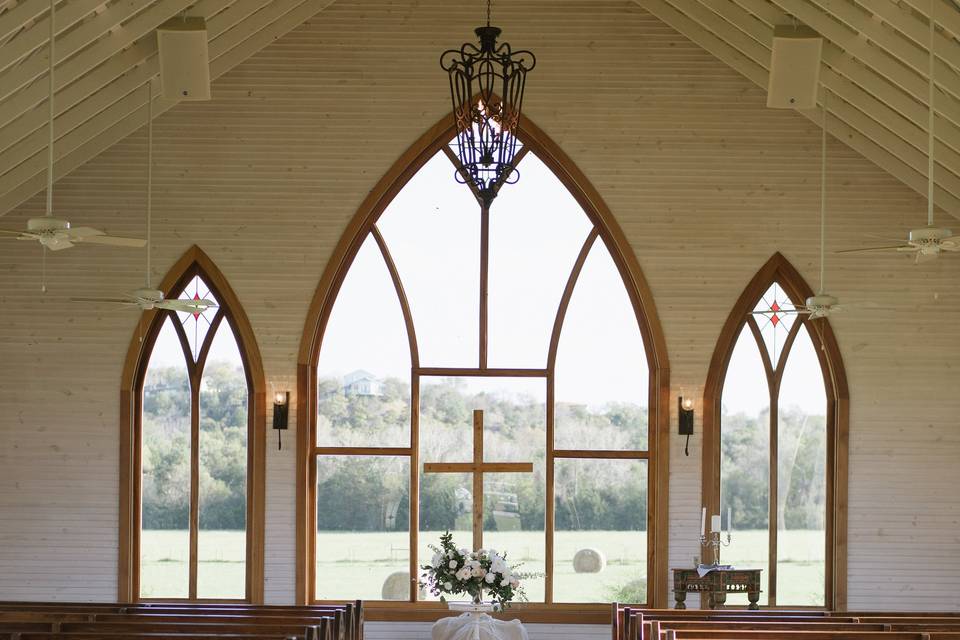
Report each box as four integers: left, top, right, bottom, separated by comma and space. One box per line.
142, 362, 248, 530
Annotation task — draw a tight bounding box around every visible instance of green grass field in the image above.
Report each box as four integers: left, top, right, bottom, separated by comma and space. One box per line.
141, 529, 824, 605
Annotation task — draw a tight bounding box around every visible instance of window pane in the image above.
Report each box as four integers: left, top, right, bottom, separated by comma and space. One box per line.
720, 325, 770, 605
316, 456, 410, 600
777, 325, 826, 606
555, 240, 648, 450
141, 317, 191, 598
752, 283, 796, 368
317, 235, 411, 447
419, 377, 546, 602
175, 275, 219, 361
554, 459, 647, 603
488, 153, 593, 368
377, 150, 480, 367
197, 320, 248, 599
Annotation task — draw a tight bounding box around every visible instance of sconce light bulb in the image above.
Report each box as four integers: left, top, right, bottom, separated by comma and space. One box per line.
682, 397, 694, 411
275, 391, 287, 405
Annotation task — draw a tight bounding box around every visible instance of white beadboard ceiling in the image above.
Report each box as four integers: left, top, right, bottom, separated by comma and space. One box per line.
0, 0, 960, 218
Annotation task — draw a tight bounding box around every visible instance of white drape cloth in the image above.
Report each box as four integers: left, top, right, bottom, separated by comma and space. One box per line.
431, 613, 529, 640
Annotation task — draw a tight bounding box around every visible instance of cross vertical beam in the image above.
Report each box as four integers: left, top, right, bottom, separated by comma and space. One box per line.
423, 409, 534, 551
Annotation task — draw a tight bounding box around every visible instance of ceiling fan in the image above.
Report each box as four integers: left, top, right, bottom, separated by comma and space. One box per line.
838, 2, 957, 263
754, 91, 849, 321
72, 83, 216, 315
0, 0, 145, 253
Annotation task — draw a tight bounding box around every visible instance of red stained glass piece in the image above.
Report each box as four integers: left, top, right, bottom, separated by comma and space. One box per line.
192, 292, 201, 320
771, 301, 781, 312
771, 314, 780, 326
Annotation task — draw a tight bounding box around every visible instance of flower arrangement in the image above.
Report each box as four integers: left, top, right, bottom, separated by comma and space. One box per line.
419, 531, 531, 610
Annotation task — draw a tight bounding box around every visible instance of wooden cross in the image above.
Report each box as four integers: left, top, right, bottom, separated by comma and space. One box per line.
423, 409, 534, 550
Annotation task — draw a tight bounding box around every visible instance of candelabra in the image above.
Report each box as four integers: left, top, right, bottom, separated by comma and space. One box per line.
699, 529, 731, 567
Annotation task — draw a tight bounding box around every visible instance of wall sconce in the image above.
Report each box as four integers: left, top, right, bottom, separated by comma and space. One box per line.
273, 391, 289, 450
679, 395, 694, 456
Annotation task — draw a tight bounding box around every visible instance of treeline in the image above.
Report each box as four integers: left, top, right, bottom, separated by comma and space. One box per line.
144, 370, 825, 533
141, 362, 248, 530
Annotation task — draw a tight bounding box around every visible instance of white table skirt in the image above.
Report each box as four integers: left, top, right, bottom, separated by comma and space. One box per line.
431, 612, 529, 640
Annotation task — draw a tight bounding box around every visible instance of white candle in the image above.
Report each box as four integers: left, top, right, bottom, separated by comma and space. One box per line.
711, 514, 721, 533
700, 507, 706, 536
728, 507, 732, 533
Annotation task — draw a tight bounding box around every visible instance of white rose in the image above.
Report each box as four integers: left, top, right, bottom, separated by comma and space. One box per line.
510, 577, 519, 588
500, 578, 509, 587
448, 560, 458, 569
444, 581, 452, 590
485, 573, 496, 584
432, 553, 443, 568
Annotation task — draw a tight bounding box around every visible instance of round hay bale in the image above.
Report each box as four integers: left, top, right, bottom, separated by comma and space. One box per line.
381, 571, 414, 600
573, 548, 606, 573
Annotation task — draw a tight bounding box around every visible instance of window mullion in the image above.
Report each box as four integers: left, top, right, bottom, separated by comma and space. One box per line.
545, 372, 555, 604
409, 374, 420, 603
189, 374, 200, 600
768, 382, 778, 607
479, 203, 490, 369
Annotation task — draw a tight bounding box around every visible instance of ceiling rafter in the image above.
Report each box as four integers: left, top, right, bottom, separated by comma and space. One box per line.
0, 0, 249, 154
0, 0, 338, 216
0, 0, 271, 187
633, 0, 960, 216
697, 0, 960, 200
0, 0, 53, 44
0, 0, 102, 75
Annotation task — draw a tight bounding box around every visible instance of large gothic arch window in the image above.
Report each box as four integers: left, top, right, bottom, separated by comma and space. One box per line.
702, 254, 848, 609
120, 247, 265, 602
298, 119, 670, 608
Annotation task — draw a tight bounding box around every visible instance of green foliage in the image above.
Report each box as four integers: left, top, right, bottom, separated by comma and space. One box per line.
142, 361, 248, 530
605, 578, 647, 604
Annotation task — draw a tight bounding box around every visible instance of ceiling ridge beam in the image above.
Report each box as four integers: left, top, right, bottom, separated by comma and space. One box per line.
0, 0, 102, 75
733, 0, 960, 161
692, 0, 960, 197
767, 0, 960, 131
0, 0, 265, 165
0, 0, 339, 217
633, 0, 960, 217
0, 0, 188, 105
812, 0, 960, 102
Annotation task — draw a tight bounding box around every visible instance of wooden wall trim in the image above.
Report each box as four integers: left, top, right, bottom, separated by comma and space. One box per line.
700, 251, 849, 610
118, 245, 266, 603
296, 112, 672, 607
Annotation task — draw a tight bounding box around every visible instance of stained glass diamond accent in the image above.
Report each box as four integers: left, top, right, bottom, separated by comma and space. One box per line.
176, 275, 220, 360
752, 283, 796, 366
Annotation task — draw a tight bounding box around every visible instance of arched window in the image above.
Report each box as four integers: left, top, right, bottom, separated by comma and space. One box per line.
702, 254, 848, 608
297, 118, 669, 607
120, 247, 265, 602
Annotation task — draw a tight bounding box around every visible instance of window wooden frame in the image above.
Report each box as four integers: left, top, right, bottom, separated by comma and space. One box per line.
119, 245, 266, 603
701, 252, 849, 610
296, 112, 671, 616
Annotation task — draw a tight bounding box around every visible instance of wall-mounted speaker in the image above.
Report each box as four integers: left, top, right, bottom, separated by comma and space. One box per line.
766, 25, 822, 110
157, 17, 211, 101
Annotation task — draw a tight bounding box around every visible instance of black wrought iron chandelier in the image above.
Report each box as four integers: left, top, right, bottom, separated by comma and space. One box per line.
440, 0, 536, 208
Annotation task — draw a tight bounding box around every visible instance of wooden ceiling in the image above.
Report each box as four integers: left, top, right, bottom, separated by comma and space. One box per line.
0, 0, 959, 218
634, 0, 960, 218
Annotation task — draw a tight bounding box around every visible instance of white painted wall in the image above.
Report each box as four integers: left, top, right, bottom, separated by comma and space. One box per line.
0, 0, 958, 617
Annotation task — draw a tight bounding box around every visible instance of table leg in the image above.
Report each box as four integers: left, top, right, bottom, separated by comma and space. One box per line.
674, 589, 687, 610
702, 590, 712, 609
747, 591, 760, 611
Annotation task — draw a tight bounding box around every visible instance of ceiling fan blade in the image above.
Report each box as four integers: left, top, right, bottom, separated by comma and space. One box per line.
835, 244, 912, 254
939, 240, 960, 251
46, 238, 75, 251
0, 228, 26, 236
73, 232, 147, 248
71, 297, 140, 306
865, 233, 910, 243
157, 299, 217, 313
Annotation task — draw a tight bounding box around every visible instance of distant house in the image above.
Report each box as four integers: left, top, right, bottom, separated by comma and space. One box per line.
343, 370, 383, 397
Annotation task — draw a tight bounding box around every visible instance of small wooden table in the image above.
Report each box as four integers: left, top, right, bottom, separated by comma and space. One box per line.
672, 567, 762, 610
